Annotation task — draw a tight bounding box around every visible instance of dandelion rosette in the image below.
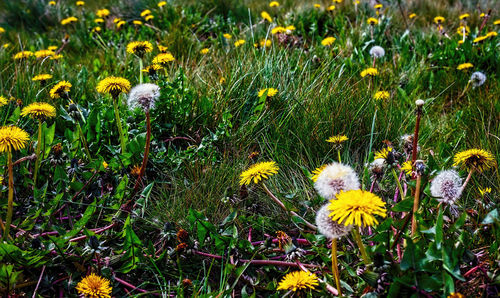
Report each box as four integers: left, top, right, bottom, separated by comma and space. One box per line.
453, 148, 496, 172
277, 271, 319, 292
239, 161, 279, 185
316, 204, 352, 239
0, 126, 30, 152
21, 102, 56, 120
328, 190, 387, 227
126, 41, 153, 58
75, 273, 112, 298
50, 81, 72, 99
96, 76, 131, 98
314, 162, 360, 200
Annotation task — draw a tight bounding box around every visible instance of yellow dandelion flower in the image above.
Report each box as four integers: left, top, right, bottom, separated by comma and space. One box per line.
158, 1, 167, 8
61, 16, 78, 25
126, 41, 153, 57
116, 21, 126, 28
326, 135, 348, 145
374, 4, 383, 9
434, 16, 445, 24
0, 96, 8, 108
50, 54, 63, 60
311, 165, 327, 182
96, 9, 110, 18
234, 39, 246, 47
94, 18, 104, 24
367, 18, 379, 25
456, 63, 473, 70
478, 187, 491, 196
223, 33, 232, 39
480, 13, 485, 18
321, 36, 336, 46
133, 20, 143, 25
409, 13, 417, 19
113, 17, 122, 23
0, 126, 30, 153
49, 81, 72, 99
141, 9, 151, 17
486, 31, 498, 37
13, 51, 34, 60
269, 1, 279, 7
374, 147, 392, 160
0, 27, 5, 34
456, 25, 470, 36
494, 19, 500, 25
2, 43, 9, 49
401, 161, 413, 175
48, 46, 58, 51
200, 48, 210, 55
361, 67, 378, 77
219, 77, 226, 84
335, 0, 343, 3
473, 35, 488, 43
96, 76, 131, 98
373, 91, 390, 100
102, 161, 109, 169
142, 64, 163, 74
261, 11, 273, 22
258, 88, 278, 97
453, 149, 496, 172
92, 27, 102, 33
34, 49, 55, 59
76, 1, 85, 6
239, 161, 279, 185
447, 293, 465, 298
158, 45, 168, 53
459, 13, 470, 20
327, 5, 335, 11
285, 25, 295, 32
271, 26, 286, 34
21, 102, 56, 119
152, 52, 175, 64
257, 39, 272, 48
328, 190, 386, 227
145, 15, 154, 21
49, 1, 56, 6
277, 271, 319, 292
75, 273, 112, 298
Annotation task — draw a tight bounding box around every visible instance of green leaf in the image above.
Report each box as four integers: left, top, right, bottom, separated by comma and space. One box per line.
392, 198, 414, 212
482, 209, 499, 225
435, 207, 443, 249
119, 216, 143, 273
64, 200, 97, 239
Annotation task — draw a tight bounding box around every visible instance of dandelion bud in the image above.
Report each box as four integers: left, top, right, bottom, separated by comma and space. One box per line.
430, 170, 462, 206
369, 158, 385, 180
414, 160, 426, 175
315, 204, 352, 239
314, 162, 360, 200
128, 83, 160, 112
470, 71, 486, 87
369, 46, 385, 58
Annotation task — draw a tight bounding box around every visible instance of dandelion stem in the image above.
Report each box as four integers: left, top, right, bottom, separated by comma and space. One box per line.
134, 111, 151, 190
139, 58, 143, 84
3, 151, 14, 241
337, 150, 342, 163
410, 174, 422, 238
33, 120, 42, 186
76, 123, 92, 160
261, 183, 317, 230
331, 238, 342, 296
391, 168, 405, 200
411, 104, 423, 163
461, 169, 474, 192
352, 227, 371, 264
112, 96, 127, 154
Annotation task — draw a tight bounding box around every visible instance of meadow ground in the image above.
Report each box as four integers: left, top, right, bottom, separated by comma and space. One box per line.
0, 0, 499, 296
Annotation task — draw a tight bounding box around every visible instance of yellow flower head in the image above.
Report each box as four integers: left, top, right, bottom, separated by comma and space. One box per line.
311, 164, 327, 182
434, 16, 445, 24
367, 18, 379, 25
92, 26, 102, 33
75, 273, 112, 298
200, 48, 210, 55
473, 35, 488, 43
453, 149, 496, 172
261, 11, 273, 22
152, 52, 175, 65
239, 161, 279, 185
50, 81, 72, 99
140, 9, 151, 17
285, 25, 295, 32
158, 1, 167, 8
269, 1, 279, 7
0, 27, 5, 34
373, 91, 390, 100
256, 39, 272, 48
234, 39, 246, 47
456, 25, 470, 36
48, 46, 58, 51
258, 88, 278, 97
61, 16, 78, 25
76, 1, 85, 6
409, 13, 417, 19
142, 64, 163, 74
401, 161, 413, 175
459, 13, 470, 20
447, 293, 465, 298
49, 1, 56, 6
486, 31, 498, 38
96, 76, 131, 98
478, 187, 491, 196
374, 147, 392, 160
326, 135, 348, 145
94, 18, 105, 24
34, 49, 55, 59
13, 51, 34, 60
321, 36, 336, 46
494, 19, 500, 25
0, 126, 30, 153
21, 102, 56, 119
96, 9, 110, 18
223, 33, 232, 39
271, 26, 286, 34
126, 41, 153, 57
145, 15, 154, 21
50, 54, 63, 60
456, 63, 473, 70
277, 271, 319, 292
374, 4, 383, 9
327, 5, 335, 11
314, 4, 321, 8
158, 45, 168, 53
0, 96, 8, 107
361, 67, 378, 77
116, 20, 126, 28
328, 190, 386, 227
102, 161, 109, 169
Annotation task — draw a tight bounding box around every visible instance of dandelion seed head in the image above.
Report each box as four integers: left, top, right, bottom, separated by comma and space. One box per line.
369, 46, 385, 58
430, 170, 462, 205
314, 162, 360, 200
128, 83, 160, 112
470, 71, 486, 87
316, 204, 352, 239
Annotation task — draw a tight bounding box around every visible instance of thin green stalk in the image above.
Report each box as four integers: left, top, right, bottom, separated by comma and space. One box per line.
139, 58, 143, 84
352, 227, 371, 264
337, 150, 341, 164
3, 151, 13, 241
368, 109, 377, 158
33, 120, 42, 186
112, 96, 127, 154
331, 238, 342, 296
391, 168, 404, 201
76, 123, 92, 160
